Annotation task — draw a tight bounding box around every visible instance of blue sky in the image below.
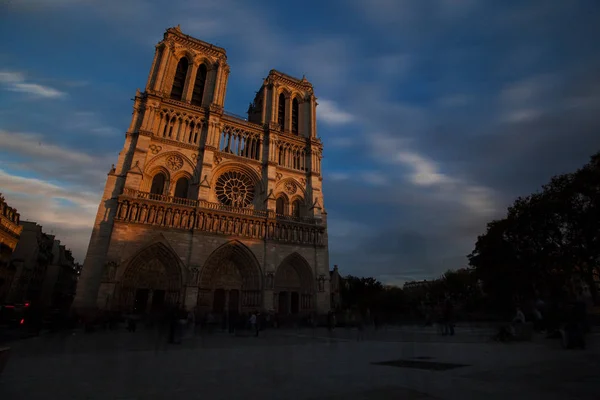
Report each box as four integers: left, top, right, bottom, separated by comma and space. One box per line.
1, 0, 600, 285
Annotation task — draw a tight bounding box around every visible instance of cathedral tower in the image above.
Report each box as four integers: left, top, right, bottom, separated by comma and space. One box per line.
74, 26, 329, 318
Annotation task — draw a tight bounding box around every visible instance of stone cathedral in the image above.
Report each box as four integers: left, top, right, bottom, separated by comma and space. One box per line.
74, 26, 330, 318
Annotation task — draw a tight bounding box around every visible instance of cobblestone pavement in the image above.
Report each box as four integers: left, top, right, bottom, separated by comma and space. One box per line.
1, 326, 598, 400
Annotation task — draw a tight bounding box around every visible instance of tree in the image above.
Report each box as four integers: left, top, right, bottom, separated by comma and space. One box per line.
340, 275, 384, 310
468, 151, 600, 308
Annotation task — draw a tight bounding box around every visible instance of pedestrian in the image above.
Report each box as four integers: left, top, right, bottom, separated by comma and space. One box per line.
442, 297, 455, 336
249, 311, 258, 337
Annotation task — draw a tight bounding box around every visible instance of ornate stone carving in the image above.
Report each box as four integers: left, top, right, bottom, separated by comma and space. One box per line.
318, 275, 326, 292
149, 144, 162, 155
275, 172, 283, 181
265, 272, 274, 290
284, 181, 297, 195
187, 267, 199, 286
300, 178, 306, 186
103, 261, 118, 281
166, 155, 183, 171
214, 154, 223, 165
215, 171, 255, 208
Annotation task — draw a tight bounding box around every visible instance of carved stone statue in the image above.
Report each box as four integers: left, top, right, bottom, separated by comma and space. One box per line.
119, 202, 129, 220
140, 206, 148, 223
187, 267, 199, 286
103, 261, 118, 282
173, 210, 181, 227
180, 212, 188, 229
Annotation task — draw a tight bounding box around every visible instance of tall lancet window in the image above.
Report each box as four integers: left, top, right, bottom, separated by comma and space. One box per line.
150, 173, 166, 195
191, 64, 207, 106
291, 98, 299, 134
170, 58, 189, 101
277, 93, 286, 130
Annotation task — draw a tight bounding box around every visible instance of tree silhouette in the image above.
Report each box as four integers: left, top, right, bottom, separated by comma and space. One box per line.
469, 151, 600, 307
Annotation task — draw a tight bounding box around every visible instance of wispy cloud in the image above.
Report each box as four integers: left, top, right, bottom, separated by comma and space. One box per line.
317, 99, 355, 125
0, 129, 111, 189
0, 130, 94, 164
0, 172, 98, 261
369, 132, 497, 216
0, 71, 66, 99
69, 112, 120, 136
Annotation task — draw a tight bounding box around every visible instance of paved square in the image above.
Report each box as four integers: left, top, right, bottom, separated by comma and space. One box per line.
1, 326, 599, 399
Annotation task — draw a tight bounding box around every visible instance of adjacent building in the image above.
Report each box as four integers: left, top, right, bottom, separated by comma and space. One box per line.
330, 265, 342, 310
6, 221, 80, 310
0, 194, 23, 303
74, 26, 331, 317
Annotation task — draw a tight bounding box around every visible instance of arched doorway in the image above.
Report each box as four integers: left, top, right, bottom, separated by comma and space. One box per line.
198, 241, 262, 317
274, 253, 314, 316
117, 243, 183, 314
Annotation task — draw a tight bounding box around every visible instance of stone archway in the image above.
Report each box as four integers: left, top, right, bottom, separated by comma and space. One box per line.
117, 242, 183, 313
274, 252, 314, 315
197, 241, 262, 315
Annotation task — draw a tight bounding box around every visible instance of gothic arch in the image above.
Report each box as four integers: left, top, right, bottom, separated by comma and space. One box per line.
143, 166, 171, 194
173, 50, 195, 65
291, 95, 300, 134
277, 87, 292, 98
194, 56, 216, 71
275, 177, 307, 199
169, 169, 193, 183
275, 193, 289, 215
275, 252, 314, 291
274, 252, 315, 314
143, 151, 196, 187
171, 172, 193, 199
116, 241, 185, 309
199, 240, 262, 290
169, 56, 190, 101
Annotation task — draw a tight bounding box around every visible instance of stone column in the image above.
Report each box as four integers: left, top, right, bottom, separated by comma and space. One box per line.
183, 62, 198, 103
271, 85, 278, 123
154, 43, 172, 93
310, 95, 317, 138
219, 65, 230, 107
212, 63, 221, 106
147, 290, 154, 311
127, 102, 141, 133
145, 46, 160, 91
261, 85, 268, 124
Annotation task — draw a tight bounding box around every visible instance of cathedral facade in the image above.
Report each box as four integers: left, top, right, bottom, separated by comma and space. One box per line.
74, 26, 330, 317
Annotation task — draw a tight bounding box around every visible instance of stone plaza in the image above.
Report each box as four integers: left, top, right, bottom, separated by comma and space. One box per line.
1, 325, 599, 399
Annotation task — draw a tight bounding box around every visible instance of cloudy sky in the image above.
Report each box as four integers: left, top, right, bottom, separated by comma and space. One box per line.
1, 0, 600, 285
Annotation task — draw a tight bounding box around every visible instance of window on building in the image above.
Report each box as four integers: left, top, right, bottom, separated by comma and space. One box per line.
277, 93, 286, 130
276, 197, 286, 215
291, 98, 299, 134
170, 58, 189, 101
291, 200, 301, 217
174, 177, 189, 199
150, 173, 166, 195
191, 64, 207, 106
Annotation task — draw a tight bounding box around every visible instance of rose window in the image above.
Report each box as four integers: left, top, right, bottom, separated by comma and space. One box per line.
215, 171, 255, 208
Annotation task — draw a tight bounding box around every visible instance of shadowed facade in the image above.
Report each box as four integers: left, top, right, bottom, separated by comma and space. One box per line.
73, 26, 330, 317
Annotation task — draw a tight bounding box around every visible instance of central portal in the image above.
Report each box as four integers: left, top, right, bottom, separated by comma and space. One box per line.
197, 241, 262, 315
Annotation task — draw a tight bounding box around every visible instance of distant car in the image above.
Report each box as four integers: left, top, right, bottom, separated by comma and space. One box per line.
0, 302, 31, 330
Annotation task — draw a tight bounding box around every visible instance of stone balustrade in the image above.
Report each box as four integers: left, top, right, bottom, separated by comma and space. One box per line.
116, 189, 326, 246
